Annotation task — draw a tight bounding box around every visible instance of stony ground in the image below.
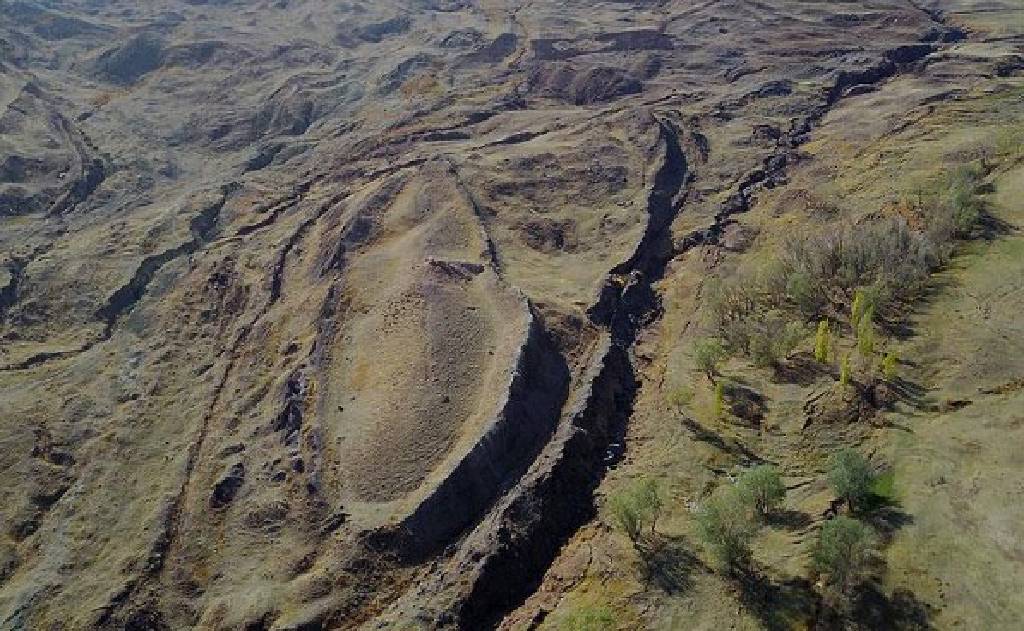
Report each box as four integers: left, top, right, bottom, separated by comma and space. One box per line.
0, 1, 1021, 629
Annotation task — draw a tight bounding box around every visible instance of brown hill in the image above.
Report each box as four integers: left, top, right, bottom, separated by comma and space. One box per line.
0, 0, 1021, 629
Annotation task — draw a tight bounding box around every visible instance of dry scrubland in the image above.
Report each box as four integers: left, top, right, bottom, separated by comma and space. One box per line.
0, 0, 1022, 629
535, 9, 1024, 631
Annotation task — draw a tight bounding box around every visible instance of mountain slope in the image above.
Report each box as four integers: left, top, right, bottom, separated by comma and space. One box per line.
0, 1, 1021, 629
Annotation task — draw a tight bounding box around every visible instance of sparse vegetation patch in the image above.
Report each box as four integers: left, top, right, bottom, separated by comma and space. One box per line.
695, 484, 758, 571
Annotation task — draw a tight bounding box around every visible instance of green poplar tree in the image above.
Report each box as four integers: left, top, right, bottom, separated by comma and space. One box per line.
814, 319, 831, 363
857, 306, 875, 357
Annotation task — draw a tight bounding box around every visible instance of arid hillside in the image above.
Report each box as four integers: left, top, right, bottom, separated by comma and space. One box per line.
0, 0, 1021, 629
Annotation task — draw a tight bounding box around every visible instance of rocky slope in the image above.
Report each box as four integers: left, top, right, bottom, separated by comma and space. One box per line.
0, 0, 1021, 629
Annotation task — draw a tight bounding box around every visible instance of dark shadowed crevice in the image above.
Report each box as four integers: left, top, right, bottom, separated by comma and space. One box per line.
452, 117, 692, 629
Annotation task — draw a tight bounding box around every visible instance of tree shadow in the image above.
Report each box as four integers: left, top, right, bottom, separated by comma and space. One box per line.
863, 505, 915, 544
738, 571, 935, 631
767, 508, 813, 532
885, 376, 931, 412
735, 568, 821, 631
774, 352, 831, 386
977, 210, 1016, 241
679, 416, 768, 465
853, 582, 936, 630
858, 490, 914, 543
882, 273, 957, 340
723, 381, 767, 425
636, 534, 703, 595
883, 318, 916, 340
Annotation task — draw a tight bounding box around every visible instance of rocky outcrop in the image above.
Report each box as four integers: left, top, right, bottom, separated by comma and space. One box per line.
456, 337, 635, 628
381, 305, 570, 557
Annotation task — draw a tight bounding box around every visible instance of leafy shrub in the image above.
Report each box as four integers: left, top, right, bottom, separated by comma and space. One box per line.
786, 269, 825, 316
827, 450, 874, 511
944, 163, 986, 237
696, 485, 758, 571
747, 312, 804, 368
667, 384, 694, 409
693, 338, 728, 380
736, 465, 786, 518
812, 516, 878, 598
609, 492, 642, 543
609, 477, 663, 543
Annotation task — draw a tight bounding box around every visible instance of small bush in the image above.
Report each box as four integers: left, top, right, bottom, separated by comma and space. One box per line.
609, 477, 663, 543
786, 269, 825, 317
707, 275, 760, 335
915, 163, 987, 244
693, 338, 728, 380
748, 313, 804, 368
881, 350, 898, 381
705, 172, 986, 352
994, 124, 1024, 160
860, 282, 890, 323
812, 516, 878, 598
779, 320, 806, 360
827, 450, 874, 511
839, 355, 851, 387
667, 384, 695, 409
736, 465, 786, 518
696, 485, 758, 571
609, 493, 642, 543
714, 381, 727, 419
944, 163, 986, 237
949, 186, 982, 237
